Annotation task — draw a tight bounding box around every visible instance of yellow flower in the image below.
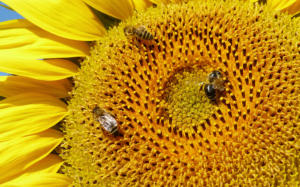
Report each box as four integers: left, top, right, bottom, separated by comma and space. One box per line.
0, 0, 299, 186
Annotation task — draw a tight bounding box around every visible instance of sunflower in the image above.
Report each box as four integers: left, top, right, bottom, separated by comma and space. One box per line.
0, 0, 299, 186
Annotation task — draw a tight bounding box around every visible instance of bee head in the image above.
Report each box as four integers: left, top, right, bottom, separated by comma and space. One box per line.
124, 26, 135, 36
208, 70, 222, 83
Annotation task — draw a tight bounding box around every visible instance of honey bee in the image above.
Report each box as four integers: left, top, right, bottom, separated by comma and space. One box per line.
124, 25, 154, 40
200, 70, 225, 101
93, 106, 119, 135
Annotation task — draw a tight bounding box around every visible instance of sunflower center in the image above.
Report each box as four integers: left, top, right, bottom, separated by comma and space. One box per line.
61, 0, 299, 186
163, 68, 216, 129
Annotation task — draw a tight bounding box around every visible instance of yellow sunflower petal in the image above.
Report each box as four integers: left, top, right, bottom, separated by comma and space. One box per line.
25, 154, 63, 173
269, 0, 297, 11
148, 0, 159, 4
0, 129, 62, 183
1, 0, 105, 41
2, 173, 71, 187
0, 76, 71, 98
133, 0, 153, 11
0, 93, 67, 141
83, 0, 134, 20
0, 57, 78, 81
2, 155, 67, 186
148, 0, 168, 4
0, 19, 89, 59
283, 0, 300, 14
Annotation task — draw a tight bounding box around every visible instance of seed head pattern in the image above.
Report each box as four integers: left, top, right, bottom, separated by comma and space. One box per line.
61, 1, 300, 186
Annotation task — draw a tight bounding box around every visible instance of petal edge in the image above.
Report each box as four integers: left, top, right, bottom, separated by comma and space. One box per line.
2, 0, 106, 41
83, 0, 134, 20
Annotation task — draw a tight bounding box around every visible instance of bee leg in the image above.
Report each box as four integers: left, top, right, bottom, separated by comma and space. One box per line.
111, 129, 123, 137
133, 38, 144, 49
134, 39, 140, 49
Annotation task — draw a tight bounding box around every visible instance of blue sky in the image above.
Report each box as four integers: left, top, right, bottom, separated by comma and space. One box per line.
0, 2, 23, 76
0, 3, 23, 21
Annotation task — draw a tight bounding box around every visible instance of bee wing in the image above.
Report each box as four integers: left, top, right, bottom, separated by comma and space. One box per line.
99, 113, 118, 133
136, 25, 147, 33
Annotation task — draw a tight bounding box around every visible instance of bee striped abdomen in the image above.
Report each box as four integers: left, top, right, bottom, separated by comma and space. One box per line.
142, 30, 153, 40
124, 25, 154, 40
134, 26, 153, 40
204, 84, 216, 101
